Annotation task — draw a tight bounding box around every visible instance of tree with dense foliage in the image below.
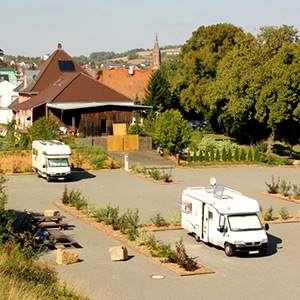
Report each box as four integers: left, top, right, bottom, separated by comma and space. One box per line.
207, 33, 266, 143
255, 41, 300, 152
176, 23, 246, 116
28, 117, 59, 142
153, 109, 191, 164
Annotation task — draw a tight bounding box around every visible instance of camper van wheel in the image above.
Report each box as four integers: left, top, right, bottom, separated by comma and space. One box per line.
194, 234, 201, 242
224, 243, 233, 256
46, 175, 51, 182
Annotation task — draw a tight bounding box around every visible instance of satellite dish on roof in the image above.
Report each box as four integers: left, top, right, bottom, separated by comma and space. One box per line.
209, 177, 217, 186
128, 69, 134, 75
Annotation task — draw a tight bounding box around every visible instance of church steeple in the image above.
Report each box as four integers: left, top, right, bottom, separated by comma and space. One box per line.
152, 34, 161, 71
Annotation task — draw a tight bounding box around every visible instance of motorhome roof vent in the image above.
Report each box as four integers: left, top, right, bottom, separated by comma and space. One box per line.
213, 184, 225, 199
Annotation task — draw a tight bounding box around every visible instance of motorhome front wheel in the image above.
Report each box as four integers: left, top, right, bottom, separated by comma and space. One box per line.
224, 243, 233, 256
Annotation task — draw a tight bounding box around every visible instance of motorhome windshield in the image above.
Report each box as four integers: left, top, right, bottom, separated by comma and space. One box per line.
48, 158, 69, 167
228, 214, 262, 231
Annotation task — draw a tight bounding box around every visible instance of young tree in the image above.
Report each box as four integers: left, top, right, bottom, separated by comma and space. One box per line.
153, 109, 191, 165
143, 70, 172, 111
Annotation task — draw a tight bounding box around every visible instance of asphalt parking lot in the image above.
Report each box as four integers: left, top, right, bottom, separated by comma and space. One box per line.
4, 166, 300, 300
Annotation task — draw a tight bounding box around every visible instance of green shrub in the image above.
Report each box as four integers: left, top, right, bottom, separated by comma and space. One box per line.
78, 132, 85, 138
254, 148, 260, 161
131, 163, 146, 174
96, 203, 119, 225
280, 180, 291, 197
210, 147, 215, 162
222, 147, 227, 162
279, 207, 289, 220
148, 169, 162, 180
90, 156, 105, 169
127, 123, 147, 136
199, 149, 203, 162
247, 148, 253, 161
240, 148, 246, 161
227, 148, 233, 161
150, 212, 167, 227
169, 208, 181, 226
215, 148, 220, 161
204, 147, 210, 161
186, 151, 191, 163
136, 228, 156, 247
263, 206, 276, 221
193, 151, 198, 162
234, 147, 240, 161
292, 184, 300, 200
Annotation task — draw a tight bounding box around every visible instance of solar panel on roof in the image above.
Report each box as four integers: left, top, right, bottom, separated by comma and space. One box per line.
58, 60, 75, 72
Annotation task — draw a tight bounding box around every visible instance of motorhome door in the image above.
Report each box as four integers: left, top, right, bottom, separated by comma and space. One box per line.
202, 203, 209, 242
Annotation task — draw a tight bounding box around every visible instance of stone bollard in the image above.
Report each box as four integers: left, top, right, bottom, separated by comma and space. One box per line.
56, 249, 79, 266
109, 246, 128, 261
44, 210, 60, 216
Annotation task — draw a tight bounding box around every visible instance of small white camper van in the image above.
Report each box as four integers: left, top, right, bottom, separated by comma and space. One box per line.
180, 178, 269, 256
32, 140, 71, 182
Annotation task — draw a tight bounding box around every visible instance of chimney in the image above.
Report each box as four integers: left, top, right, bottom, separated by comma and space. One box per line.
57, 43, 62, 50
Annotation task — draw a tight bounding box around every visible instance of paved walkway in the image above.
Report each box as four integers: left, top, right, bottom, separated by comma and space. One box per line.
109, 150, 176, 169
4, 167, 300, 300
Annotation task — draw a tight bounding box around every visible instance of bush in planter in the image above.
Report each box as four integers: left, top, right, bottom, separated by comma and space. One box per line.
279, 207, 289, 220
150, 212, 167, 227
280, 180, 291, 197
136, 228, 156, 247
265, 175, 280, 194
263, 206, 276, 221
169, 208, 181, 226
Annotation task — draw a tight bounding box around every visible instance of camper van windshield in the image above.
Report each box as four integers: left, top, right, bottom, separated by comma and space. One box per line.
48, 158, 69, 167
228, 214, 262, 231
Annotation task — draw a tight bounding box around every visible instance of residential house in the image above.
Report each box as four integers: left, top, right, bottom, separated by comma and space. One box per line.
0, 79, 18, 123
9, 44, 149, 136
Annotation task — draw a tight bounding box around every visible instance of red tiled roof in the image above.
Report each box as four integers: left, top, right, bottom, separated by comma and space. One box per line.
11, 72, 132, 110
97, 69, 151, 100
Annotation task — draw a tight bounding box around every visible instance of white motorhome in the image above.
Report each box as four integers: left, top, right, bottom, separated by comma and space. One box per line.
180, 178, 269, 256
32, 140, 71, 182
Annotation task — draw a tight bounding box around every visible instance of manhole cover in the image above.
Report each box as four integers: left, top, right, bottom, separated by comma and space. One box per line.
150, 274, 166, 280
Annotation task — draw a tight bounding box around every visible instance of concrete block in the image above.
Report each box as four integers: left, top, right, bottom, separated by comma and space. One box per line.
44, 210, 60, 216
56, 249, 79, 266
109, 246, 128, 261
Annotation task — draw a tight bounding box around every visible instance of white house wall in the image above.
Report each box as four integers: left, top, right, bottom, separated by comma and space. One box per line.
0, 80, 18, 124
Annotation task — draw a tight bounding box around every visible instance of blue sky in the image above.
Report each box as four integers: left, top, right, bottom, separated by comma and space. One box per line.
2, 0, 300, 57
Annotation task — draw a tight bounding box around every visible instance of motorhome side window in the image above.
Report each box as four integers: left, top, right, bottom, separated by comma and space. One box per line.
219, 215, 227, 229
184, 202, 192, 214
